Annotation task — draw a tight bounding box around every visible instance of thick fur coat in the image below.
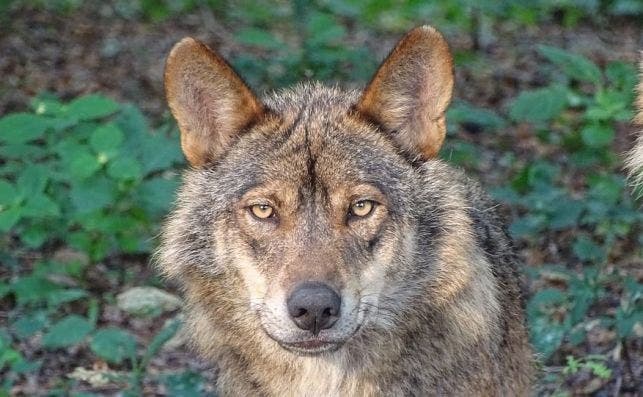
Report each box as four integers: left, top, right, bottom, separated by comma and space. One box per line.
157, 26, 535, 396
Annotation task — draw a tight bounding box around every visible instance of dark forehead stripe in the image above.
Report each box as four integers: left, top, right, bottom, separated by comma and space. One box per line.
209, 84, 413, 212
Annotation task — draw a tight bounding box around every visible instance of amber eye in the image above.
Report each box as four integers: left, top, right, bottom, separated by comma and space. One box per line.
250, 204, 274, 219
350, 200, 374, 217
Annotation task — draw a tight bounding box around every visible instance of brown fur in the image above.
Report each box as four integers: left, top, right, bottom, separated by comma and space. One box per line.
357, 26, 453, 159
626, 56, 643, 185
158, 26, 535, 395
164, 37, 265, 167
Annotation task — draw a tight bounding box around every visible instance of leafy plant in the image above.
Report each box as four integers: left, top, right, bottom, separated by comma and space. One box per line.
0, 93, 182, 260
498, 45, 642, 380
1, 93, 186, 394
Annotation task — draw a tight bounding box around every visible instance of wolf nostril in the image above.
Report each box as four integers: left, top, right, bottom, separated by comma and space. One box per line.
287, 281, 341, 335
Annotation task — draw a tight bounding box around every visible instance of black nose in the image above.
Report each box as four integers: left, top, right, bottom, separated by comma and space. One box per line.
287, 282, 341, 335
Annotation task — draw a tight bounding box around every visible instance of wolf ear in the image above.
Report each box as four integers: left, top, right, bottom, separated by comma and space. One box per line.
356, 26, 454, 160
165, 38, 264, 166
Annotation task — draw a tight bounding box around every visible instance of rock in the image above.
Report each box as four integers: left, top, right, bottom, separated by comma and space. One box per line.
116, 286, 182, 317
68, 366, 121, 387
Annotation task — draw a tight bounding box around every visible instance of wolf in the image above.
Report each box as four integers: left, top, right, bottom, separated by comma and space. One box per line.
626, 58, 643, 186
157, 26, 535, 395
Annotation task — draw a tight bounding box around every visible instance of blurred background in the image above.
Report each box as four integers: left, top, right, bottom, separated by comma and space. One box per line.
0, 0, 641, 395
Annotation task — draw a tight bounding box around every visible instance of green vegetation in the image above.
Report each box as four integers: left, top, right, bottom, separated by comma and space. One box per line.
1, 0, 641, 395
0, 95, 192, 393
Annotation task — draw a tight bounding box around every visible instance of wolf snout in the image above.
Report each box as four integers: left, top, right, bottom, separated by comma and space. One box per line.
287, 281, 341, 335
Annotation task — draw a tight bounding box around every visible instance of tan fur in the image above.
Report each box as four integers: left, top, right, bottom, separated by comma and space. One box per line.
158, 26, 534, 396
626, 55, 643, 186
165, 37, 264, 166
357, 26, 454, 159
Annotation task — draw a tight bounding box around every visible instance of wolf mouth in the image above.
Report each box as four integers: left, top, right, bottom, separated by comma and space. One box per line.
279, 339, 343, 355
259, 301, 372, 356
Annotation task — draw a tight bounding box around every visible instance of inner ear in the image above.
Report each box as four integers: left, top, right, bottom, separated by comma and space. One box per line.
164, 37, 264, 167
356, 26, 454, 160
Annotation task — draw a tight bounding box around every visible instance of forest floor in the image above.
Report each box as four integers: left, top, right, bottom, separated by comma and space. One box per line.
1, 3, 641, 396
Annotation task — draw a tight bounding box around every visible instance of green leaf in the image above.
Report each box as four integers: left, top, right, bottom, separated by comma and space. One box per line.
42, 315, 94, 349
0, 181, 18, 206
90, 123, 124, 157
610, 0, 643, 16
586, 361, 612, 379
66, 95, 119, 121
447, 102, 506, 131
529, 317, 566, 360
163, 370, 206, 397
236, 28, 284, 50
572, 236, 606, 263
90, 328, 137, 364
0, 143, 47, 159
538, 45, 602, 85
564, 355, 581, 374
581, 124, 614, 147
548, 199, 583, 230
587, 174, 623, 206
68, 150, 101, 180
528, 288, 567, 314
138, 177, 179, 215
31, 95, 65, 116
142, 318, 181, 367
70, 177, 116, 213
307, 12, 346, 45
10, 275, 59, 306
47, 288, 89, 307
107, 156, 142, 181
509, 215, 545, 238
615, 307, 639, 339
0, 113, 49, 144
115, 104, 149, 136
20, 223, 50, 248
16, 164, 49, 198
509, 85, 567, 123
0, 206, 22, 232
21, 194, 60, 218
128, 130, 183, 175
605, 61, 637, 90
13, 311, 48, 339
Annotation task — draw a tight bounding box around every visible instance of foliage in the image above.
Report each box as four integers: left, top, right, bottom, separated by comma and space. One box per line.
0, 0, 641, 395
0, 93, 182, 259
493, 45, 642, 393
0, 94, 188, 393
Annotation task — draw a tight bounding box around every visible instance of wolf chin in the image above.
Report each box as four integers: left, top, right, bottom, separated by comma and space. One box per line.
157, 26, 535, 395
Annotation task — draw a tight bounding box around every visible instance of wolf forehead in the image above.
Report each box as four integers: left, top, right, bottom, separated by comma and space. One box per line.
204, 83, 415, 207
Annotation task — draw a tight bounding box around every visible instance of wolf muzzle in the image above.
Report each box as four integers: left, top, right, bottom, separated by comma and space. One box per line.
287, 281, 341, 335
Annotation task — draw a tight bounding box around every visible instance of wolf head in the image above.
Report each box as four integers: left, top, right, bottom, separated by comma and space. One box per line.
158, 27, 482, 356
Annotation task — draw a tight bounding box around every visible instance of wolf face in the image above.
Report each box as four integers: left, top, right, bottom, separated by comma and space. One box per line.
198, 87, 418, 354
160, 27, 453, 355
158, 26, 533, 395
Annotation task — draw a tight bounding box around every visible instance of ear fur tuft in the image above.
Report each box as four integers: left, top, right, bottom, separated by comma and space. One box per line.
357, 25, 454, 160
164, 37, 264, 166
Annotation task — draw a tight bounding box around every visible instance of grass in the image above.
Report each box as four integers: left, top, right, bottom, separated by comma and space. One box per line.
0, 0, 641, 395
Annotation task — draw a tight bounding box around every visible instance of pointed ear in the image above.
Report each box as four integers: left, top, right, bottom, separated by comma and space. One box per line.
165, 38, 264, 166
356, 26, 454, 160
